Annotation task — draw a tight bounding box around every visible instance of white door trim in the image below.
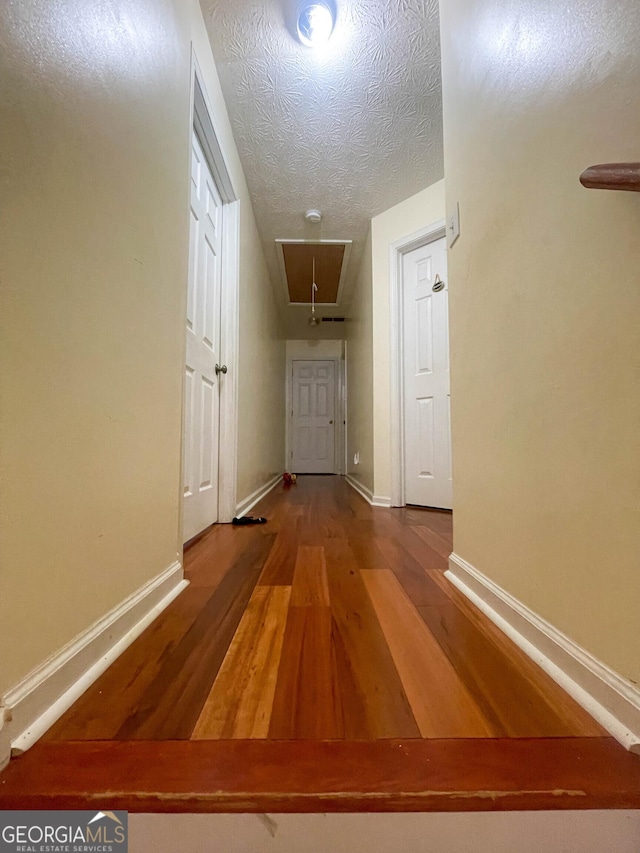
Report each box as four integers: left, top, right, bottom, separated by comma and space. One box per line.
285, 355, 345, 476
182, 53, 240, 532
389, 220, 447, 507
342, 340, 348, 476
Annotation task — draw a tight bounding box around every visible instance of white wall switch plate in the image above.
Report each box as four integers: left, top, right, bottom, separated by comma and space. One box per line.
447, 202, 460, 247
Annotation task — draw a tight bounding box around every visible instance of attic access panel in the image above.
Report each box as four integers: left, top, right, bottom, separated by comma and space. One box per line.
276, 240, 352, 305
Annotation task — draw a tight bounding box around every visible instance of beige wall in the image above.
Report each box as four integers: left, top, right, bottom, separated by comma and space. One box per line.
0, 0, 283, 697
440, 0, 640, 683
346, 228, 374, 494
286, 340, 344, 360
235, 205, 285, 504
371, 181, 446, 500
283, 311, 352, 341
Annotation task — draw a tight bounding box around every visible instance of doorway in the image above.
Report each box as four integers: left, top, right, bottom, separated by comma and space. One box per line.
390, 221, 452, 509
286, 351, 345, 475
182, 128, 224, 541
290, 359, 337, 474
182, 65, 240, 542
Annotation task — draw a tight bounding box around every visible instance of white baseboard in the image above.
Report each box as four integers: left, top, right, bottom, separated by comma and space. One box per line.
0, 561, 187, 768
346, 474, 373, 504
235, 474, 281, 518
372, 494, 392, 508
345, 475, 392, 508
446, 553, 640, 754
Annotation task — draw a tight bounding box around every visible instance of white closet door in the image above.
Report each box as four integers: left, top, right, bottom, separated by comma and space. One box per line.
291, 360, 336, 474
403, 237, 452, 509
183, 130, 223, 541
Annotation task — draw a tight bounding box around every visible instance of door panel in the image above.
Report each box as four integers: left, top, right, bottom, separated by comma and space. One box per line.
403, 237, 452, 508
199, 375, 215, 489
183, 130, 224, 542
291, 360, 336, 474
299, 383, 311, 416
316, 384, 329, 417
416, 296, 433, 374
416, 396, 435, 477
183, 367, 195, 498
203, 235, 217, 350
187, 211, 198, 332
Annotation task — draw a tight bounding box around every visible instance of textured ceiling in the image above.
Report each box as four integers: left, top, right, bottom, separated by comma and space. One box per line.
200, 0, 444, 336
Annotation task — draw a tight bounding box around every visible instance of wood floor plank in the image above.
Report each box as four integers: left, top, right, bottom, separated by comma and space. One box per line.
344, 487, 375, 520
410, 524, 453, 562
361, 570, 495, 738
184, 524, 256, 588
251, 482, 287, 518
290, 545, 330, 606
257, 497, 305, 532
375, 536, 451, 605
398, 525, 450, 572
417, 602, 603, 737
269, 606, 344, 739
324, 539, 421, 739
114, 532, 275, 740
344, 533, 391, 570
419, 574, 607, 737
298, 497, 348, 545
331, 612, 373, 739
401, 506, 453, 538
44, 585, 211, 741
256, 522, 299, 585
3, 738, 639, 813
192, 585, 291, 739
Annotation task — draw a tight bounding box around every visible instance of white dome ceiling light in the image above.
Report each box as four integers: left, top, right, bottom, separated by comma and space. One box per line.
305, 209, 322, 223
297, 2, 335, 48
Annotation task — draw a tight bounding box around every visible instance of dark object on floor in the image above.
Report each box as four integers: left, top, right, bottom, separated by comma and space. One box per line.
232, 516, 267, 525
283, 472, 297, 485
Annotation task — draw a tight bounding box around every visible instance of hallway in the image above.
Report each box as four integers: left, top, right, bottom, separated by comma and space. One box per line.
2, 477, 640, 811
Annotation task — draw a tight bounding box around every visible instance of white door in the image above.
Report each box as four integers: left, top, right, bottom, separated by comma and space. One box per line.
291, 360, 336, 474
403, 237, 452, 508
183, 129, 224, 542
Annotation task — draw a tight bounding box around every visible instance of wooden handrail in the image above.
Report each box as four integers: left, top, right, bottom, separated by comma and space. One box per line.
580, 162, 640, 192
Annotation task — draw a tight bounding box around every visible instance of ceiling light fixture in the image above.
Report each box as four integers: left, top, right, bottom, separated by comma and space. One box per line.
297, 2, 335, 47
308, 257, 320, 326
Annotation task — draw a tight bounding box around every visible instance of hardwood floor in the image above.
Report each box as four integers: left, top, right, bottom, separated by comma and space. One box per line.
2, 475, 639, 812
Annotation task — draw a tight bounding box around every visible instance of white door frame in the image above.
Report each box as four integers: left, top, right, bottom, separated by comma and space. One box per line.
342, 340, 348, 475
389, 219, 447, 507
181, 53, 240, 533
285, 355, 346, 476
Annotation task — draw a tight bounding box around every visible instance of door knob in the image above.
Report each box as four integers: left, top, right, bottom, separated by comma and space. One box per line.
215, 364, 228, 375
329, 419, 333, 424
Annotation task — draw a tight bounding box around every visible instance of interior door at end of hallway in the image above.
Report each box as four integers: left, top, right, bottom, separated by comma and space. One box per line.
403, 237, 452, 509
291, 360, 336, 475
182, 129, 224, 542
